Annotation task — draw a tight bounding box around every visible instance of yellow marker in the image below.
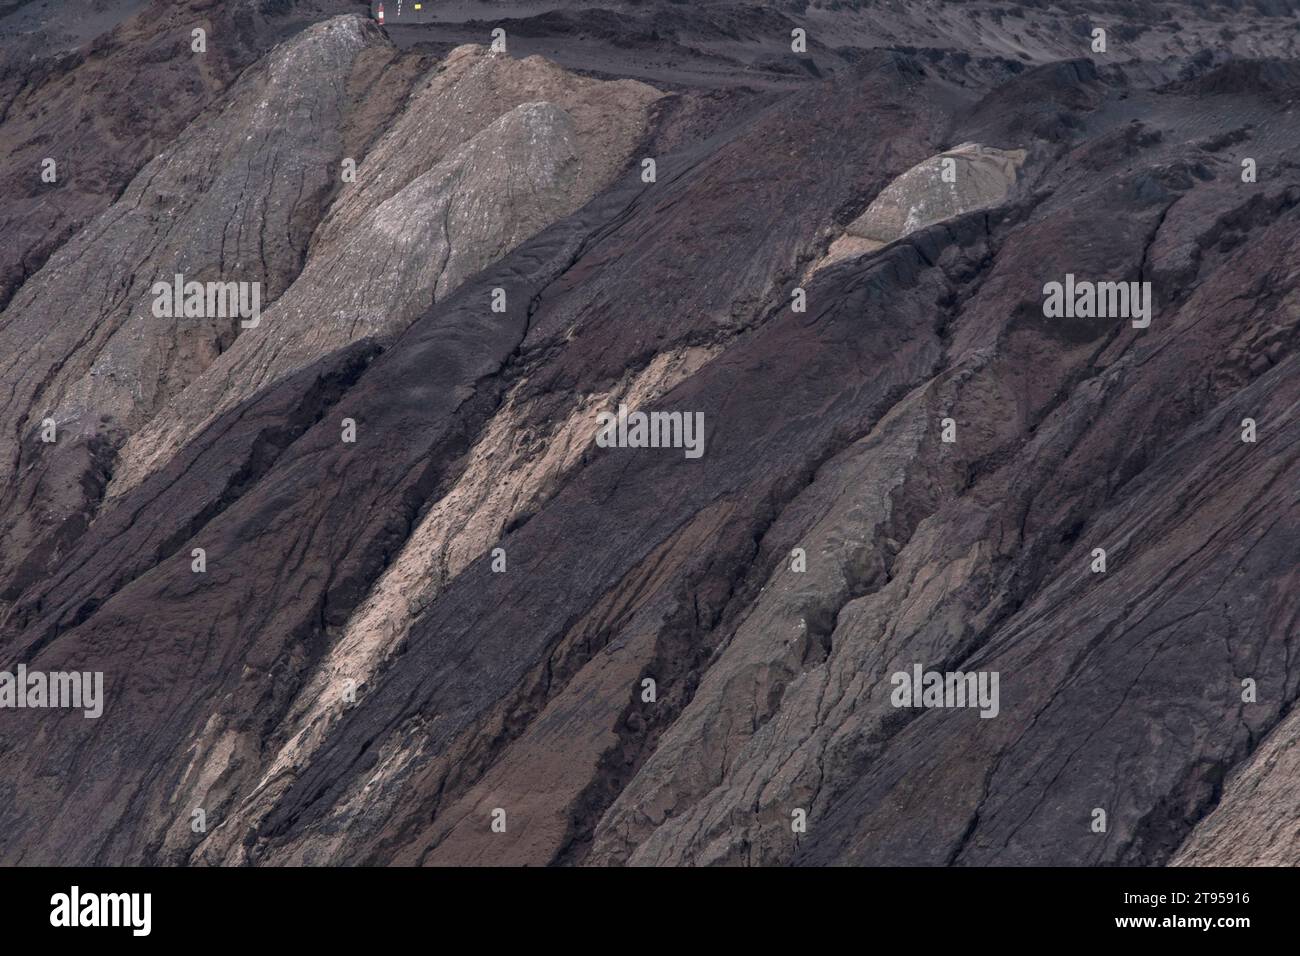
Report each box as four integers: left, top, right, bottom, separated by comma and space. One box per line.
414, 2, 421, 7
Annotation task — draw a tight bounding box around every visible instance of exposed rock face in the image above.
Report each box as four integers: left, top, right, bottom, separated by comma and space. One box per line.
111, 100, 582, 495
1171, 708, 1300, 866
815, 143, 1027, 271
110, 46, 662, 496
311, 44, 662, 250
0, 0, 370, 312
0, 15, 384, 598
190, 342, 721, 864
0, 1, 1298, 871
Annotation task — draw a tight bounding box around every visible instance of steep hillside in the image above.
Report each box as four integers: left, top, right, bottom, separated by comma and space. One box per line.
0, 0, 1296, 868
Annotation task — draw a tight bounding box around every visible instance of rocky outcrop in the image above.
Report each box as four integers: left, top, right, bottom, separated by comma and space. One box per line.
312, 44, 662, 250
110, 46, 662, 496
1172, 702, 1300, 867
813, 143, 1026, 272
0, 0, 370, 312
0, 15, 384, 599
